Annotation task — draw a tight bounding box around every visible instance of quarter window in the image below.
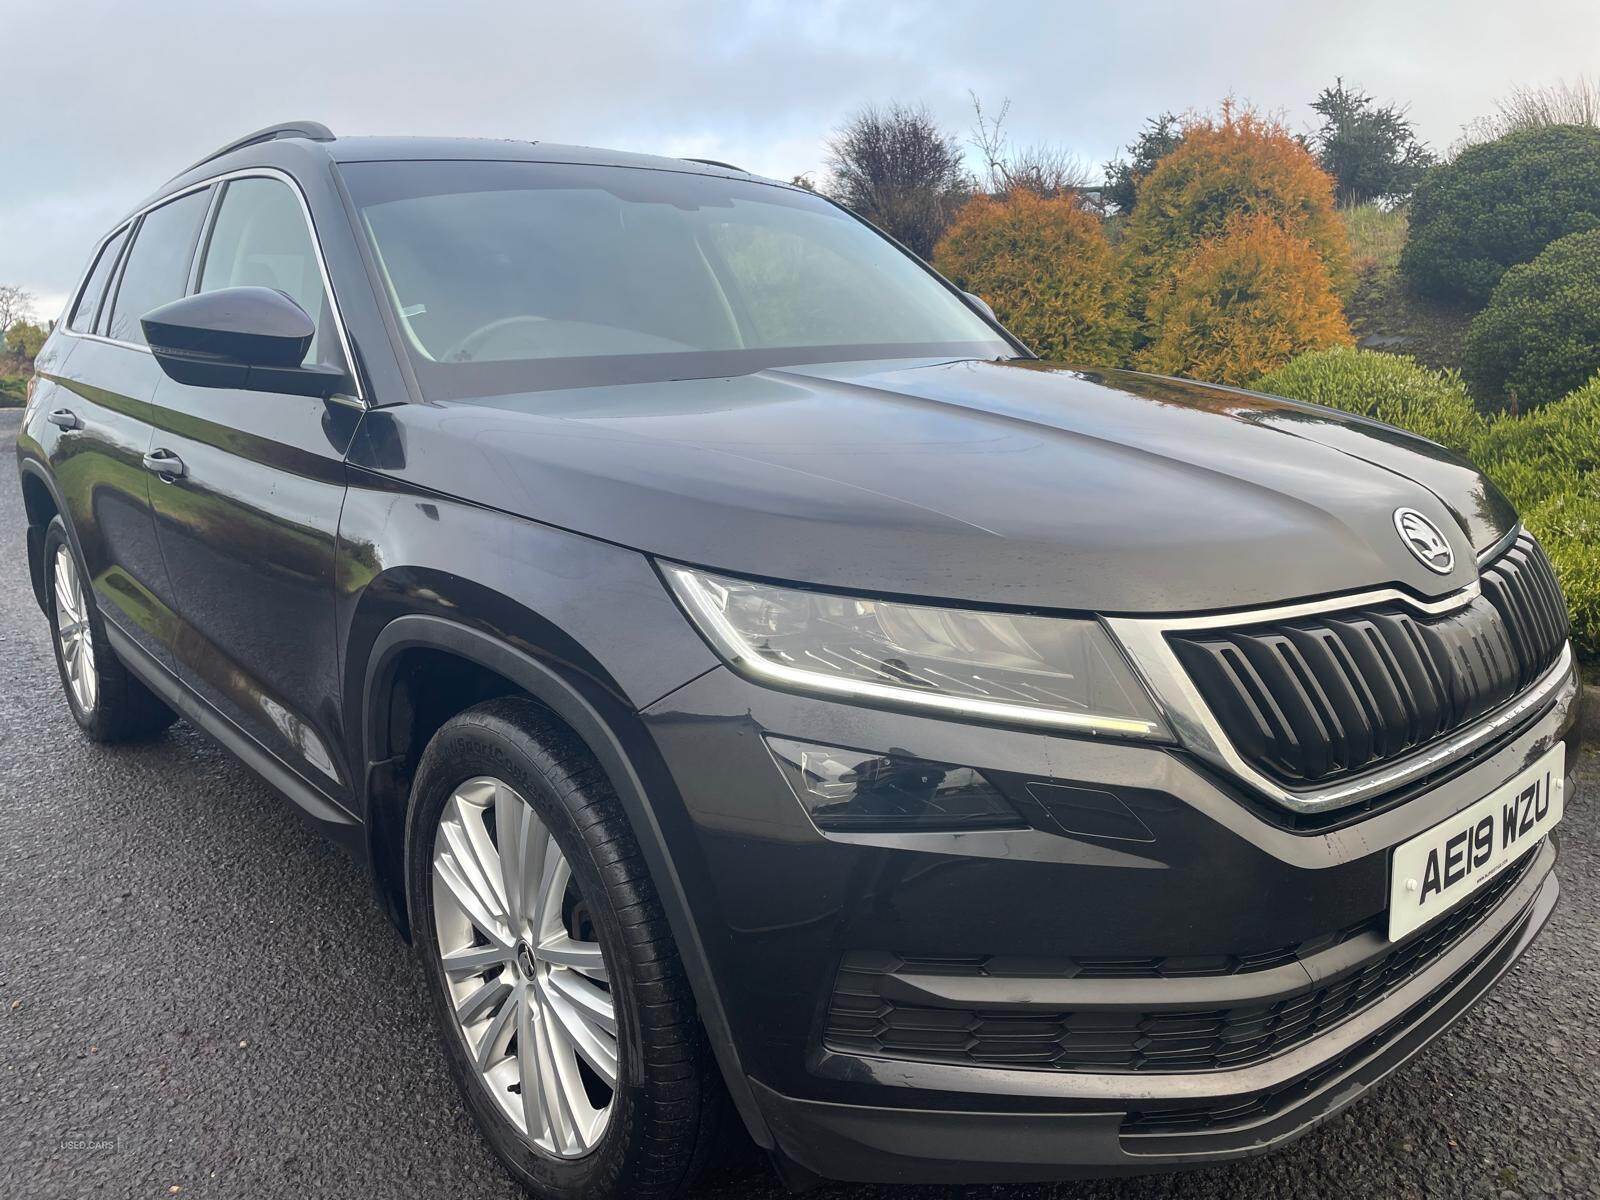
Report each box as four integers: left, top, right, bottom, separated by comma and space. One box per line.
105, 189, 212, 345
68, 227, 129, 334
198, 177, 341, 368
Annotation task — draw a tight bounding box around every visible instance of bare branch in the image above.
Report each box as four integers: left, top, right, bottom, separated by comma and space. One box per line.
0, 284, 36, 337
969, 93, 1092, 200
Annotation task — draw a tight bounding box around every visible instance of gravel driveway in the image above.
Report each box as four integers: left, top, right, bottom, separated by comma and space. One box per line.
3, 406, 1596, 1199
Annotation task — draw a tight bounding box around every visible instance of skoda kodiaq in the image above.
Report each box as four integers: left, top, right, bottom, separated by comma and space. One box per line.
16, 122, 1580, 1196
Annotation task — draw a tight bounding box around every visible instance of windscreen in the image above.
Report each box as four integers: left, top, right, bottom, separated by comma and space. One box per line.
341, 160, 1013, 398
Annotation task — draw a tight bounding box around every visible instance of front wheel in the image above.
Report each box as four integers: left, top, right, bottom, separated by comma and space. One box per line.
406, 698, 728, 1199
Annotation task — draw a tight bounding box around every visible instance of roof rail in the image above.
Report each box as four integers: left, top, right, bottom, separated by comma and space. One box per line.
681, 157, 746, 173
172, 121, 336, 180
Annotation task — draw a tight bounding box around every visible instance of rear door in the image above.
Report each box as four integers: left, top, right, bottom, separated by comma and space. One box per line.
146, 173, 363, 804
47, 188, 214, 668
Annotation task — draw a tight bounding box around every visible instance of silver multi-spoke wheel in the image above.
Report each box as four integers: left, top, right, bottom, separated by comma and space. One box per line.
431, 776, 619, 1158
53, 544, 97, 716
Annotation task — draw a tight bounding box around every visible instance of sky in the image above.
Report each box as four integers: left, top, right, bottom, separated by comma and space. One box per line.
4, 0, 1598, 319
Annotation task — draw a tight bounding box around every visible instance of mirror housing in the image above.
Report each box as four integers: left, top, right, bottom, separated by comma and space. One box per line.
142, 287, 351, 399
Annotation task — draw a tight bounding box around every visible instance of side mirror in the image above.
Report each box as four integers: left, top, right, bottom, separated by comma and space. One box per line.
142, 287, 350, 399
963, 291, 998, 322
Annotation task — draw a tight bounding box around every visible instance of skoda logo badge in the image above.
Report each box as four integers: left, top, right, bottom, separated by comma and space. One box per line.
1393, 507, 1454, 574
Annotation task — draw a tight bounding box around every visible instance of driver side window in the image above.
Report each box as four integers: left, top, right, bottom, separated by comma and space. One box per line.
199, 177, 344, 370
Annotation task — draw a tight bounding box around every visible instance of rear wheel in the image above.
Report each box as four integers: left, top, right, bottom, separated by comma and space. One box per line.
43, 517, 176, 742
407, 698, 727, 1199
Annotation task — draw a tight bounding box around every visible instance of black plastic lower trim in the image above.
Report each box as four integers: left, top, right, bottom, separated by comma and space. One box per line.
755, 859, 1558, 1184
103, 621, 358, 830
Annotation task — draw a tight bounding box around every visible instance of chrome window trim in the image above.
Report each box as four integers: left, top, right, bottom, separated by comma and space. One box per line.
56, 166, 365, 405
1106, 538, 1576, 815
63, 222, 132, 334
102, 183, 219, 347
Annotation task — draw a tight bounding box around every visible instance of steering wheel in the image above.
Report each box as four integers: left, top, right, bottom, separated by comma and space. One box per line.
442, 315, 552, 363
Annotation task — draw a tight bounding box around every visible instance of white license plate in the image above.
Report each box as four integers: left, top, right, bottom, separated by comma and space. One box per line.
1388, 744, 1564, 941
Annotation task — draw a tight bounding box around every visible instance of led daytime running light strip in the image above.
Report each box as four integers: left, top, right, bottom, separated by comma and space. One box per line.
667, 566, 1166, 738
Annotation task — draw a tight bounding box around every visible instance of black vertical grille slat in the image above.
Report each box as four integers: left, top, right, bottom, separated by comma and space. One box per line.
1505, 546, 1565, 683
1169, 534, 1568, 788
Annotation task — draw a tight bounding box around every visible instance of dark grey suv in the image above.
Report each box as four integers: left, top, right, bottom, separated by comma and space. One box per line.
15, 121, 1580, 1197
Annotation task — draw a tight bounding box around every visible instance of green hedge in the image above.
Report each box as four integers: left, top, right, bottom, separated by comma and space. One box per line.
1252, 345, 1487, 449
1519, 489, 1600, 662
1470, 376, 1600, 509
1256, 348, 1599, 658
1464, 228, 1600, 412
1400, 124, 1600, 304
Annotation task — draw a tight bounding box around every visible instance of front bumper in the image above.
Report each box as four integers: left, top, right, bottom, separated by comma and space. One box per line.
639, 652, 1580, 1184
754, 843, 1557, 1183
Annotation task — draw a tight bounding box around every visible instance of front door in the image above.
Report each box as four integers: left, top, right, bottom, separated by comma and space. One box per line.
145, 174, 363, 804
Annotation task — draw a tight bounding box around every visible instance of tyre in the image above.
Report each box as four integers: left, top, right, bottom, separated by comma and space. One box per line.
406, 698, 728, 1200
43, 516, 177, 742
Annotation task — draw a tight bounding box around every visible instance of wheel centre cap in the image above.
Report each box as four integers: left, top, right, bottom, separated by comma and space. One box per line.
515, 941, 538, 978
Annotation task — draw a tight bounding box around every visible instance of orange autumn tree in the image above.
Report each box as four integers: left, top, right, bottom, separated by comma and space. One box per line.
1125, 102, 1354, 302
934, 190, 1133, 364
1138, 213, 1353, 385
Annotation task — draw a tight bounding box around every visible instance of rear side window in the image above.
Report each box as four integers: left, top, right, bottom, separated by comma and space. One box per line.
105, 188, 212, 345
68, 227, 130, 333
198, 177, 341, 368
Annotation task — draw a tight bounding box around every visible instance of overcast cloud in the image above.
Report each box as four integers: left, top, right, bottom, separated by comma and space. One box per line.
4, 0, 1598, 315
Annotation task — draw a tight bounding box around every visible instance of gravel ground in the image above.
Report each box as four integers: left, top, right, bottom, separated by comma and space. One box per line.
3, 406, 1597, 1199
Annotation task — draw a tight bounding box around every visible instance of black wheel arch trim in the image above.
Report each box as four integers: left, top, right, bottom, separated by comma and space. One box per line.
17, 455, 75, 615
359, 612, 774, 1148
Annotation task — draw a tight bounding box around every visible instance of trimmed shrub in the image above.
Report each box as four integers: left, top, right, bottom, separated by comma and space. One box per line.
934, 191, 1133, 364
1521, 489, 1600, 659
1400, 124, 1600, 304
1472, 374, 1600, 511
1137, 215, 1351, 385
1502, 375, 1600, 657
1253, 346, 1487, 451
1463, 228, 1600, 412
1124, 103, 1353, 304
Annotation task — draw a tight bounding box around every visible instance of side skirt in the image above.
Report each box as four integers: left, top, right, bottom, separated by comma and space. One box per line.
103, 621, 360, 840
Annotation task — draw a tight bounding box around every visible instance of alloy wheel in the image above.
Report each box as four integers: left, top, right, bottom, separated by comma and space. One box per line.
53, 545, 97, 716
430, 776, 619, 1158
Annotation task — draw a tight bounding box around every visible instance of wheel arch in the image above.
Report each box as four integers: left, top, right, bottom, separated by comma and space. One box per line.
18, 456, 70, 614
353, 605, 772, 1147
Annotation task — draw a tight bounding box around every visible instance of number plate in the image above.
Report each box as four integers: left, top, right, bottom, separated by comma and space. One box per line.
1388, 744, 1563, 942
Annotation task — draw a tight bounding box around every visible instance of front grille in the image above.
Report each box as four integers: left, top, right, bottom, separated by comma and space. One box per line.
1168, 533, 1567, 788
824, 849, 1535, 1074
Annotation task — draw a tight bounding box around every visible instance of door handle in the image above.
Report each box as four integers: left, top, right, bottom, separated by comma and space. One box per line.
142, 448, 186, 480
46, 409, 81, 430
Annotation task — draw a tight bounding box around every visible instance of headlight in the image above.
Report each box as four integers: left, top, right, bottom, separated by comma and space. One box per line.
663, 565, 1170, 738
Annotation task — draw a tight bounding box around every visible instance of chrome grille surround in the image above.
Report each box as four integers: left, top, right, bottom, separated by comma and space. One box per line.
1108, 529, 1577, 816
